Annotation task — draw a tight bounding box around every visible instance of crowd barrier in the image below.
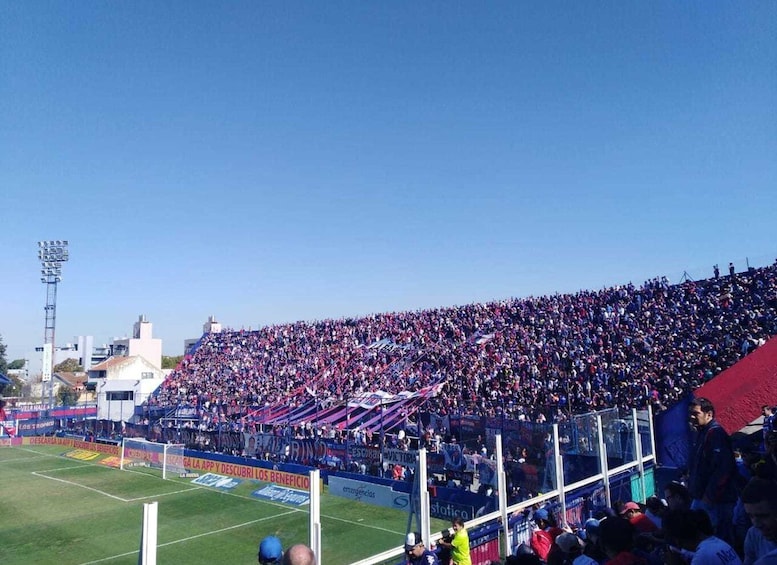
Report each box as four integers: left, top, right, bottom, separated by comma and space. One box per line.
352, 407, 656, 565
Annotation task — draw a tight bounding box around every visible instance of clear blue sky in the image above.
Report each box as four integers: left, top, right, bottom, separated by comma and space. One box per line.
2, 2, 776, 369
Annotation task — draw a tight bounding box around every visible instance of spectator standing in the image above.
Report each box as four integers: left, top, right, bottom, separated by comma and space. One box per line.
763, 407, 775, 451
687, 398, 738, 544
730, 263, 736, 276
438, 517, 472, 565
755, 433, 777, 481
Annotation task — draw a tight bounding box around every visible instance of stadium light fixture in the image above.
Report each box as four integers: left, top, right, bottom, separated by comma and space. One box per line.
38, 239, 69, 408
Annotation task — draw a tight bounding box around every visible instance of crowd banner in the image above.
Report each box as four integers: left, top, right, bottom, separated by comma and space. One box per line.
382, 447, 417, 468
17, 418, 56, 436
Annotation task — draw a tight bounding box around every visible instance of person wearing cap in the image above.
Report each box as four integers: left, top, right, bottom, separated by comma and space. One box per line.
530, 508, 565, 561
258, 535, 283, 564
619, 502, 658, 534
554, 532, 598, 565
580, 519, 607, 564
404, 532, 440, 565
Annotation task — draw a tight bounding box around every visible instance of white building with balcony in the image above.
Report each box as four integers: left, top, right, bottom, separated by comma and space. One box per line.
90, 356, 164, 422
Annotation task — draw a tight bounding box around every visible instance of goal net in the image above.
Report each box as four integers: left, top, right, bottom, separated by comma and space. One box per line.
120, 438, 186, 480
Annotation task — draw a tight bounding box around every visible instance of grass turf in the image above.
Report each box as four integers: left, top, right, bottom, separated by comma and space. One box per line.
0, 445, 446, 565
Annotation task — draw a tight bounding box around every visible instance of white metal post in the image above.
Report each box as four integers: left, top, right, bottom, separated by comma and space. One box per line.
309, 469, 321, 565
495, 434, 510, 558
552, 424, 567, 526
419, 448, 430, 550
596, 415, 612, 508
646, 404, 657, 464
140, 501, 158, 565
631, 409, 645, 501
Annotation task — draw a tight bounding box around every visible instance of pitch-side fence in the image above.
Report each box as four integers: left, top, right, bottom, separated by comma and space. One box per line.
347, 406, 656, 565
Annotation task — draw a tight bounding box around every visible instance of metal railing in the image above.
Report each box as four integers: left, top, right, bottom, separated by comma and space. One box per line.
351, 406, 656, 565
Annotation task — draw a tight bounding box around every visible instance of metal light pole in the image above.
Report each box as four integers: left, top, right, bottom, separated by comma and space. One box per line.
38, 240, 69, 408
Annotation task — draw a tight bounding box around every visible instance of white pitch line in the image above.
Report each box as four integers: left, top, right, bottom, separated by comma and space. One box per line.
76, 510, 299, 565
0, 455, 50, 463
35, 463, 96, 473
324, 512, 405, 535
167, 479, 404, 535
31, 471, 129, 502
125, 487, 203, 501
33, 468, 203, 502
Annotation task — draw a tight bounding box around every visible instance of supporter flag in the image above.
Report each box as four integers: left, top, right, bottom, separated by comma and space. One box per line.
0, 422, 15, 437
474, 333, 495, 345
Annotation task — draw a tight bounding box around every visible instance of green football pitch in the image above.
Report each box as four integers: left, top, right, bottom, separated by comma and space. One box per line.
0, 444, 447, 565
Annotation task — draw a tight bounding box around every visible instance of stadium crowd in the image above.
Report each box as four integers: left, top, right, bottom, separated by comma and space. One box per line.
487, 399, 777, 565
152, 263, 777, 428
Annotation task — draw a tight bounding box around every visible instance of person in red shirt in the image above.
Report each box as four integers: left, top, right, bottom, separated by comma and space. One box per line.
530, 508, 565, 561
0, 399, 10, 436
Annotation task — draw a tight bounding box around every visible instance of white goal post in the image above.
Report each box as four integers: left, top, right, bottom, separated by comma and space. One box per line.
120, 438, 186, 480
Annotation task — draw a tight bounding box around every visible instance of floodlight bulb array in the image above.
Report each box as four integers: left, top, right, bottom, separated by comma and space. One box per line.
37, 239, 69, 282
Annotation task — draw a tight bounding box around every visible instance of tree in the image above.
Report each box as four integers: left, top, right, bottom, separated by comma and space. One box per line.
161, 355, 184, 369
57, 386, 78, 406
8, 359, 26, 370
3, 374, 24, 397
53, 358, 83, 373
0, 334, 7, 378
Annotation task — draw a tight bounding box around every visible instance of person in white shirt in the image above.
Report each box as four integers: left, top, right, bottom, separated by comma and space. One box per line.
741, 478, 777, 565
663, 508, 742, 565
744, 526, 777, 565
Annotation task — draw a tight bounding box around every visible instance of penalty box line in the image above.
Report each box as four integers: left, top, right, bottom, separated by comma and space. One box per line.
31, 466, 202, 503
32, 470, 202, 503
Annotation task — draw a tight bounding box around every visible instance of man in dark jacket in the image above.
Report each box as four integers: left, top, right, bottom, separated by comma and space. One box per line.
687, 397, 738, 544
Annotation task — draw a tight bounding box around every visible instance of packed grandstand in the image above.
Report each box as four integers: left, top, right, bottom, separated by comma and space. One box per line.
149, 262, 777, 433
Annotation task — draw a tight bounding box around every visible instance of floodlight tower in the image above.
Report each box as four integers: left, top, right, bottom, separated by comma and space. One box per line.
38, 240, 69, 407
